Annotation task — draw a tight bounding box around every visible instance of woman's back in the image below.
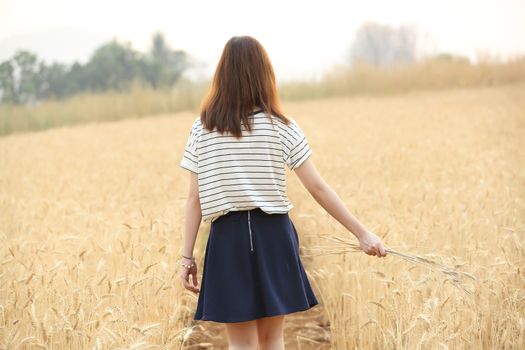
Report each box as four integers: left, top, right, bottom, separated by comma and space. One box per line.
180, 109, 313, 223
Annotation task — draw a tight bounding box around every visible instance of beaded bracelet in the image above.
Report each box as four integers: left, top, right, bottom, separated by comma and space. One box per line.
180, 260, 195, 269
181, 254, 196, 269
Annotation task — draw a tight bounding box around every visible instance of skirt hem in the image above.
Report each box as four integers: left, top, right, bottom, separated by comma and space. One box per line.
194, 301, 320, 323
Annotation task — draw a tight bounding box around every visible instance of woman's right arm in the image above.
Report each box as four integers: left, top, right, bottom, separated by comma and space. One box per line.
293, 158, 387, 258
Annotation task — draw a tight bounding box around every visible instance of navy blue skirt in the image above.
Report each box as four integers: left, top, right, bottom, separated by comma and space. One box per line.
194, 207, 319, 323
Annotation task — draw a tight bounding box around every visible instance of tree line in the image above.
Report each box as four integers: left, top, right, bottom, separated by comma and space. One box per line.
0, 32, 189, 105
1, 23, 479, 106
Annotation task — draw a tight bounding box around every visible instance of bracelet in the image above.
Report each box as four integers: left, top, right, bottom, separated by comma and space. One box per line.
180, 260, 196, 269
181, 254, 195, 260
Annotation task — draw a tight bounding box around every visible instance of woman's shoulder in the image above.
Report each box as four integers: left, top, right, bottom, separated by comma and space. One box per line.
269, 114, 298, 130
185, 116, 203, 144
191, 116, 202, 128
190, 116, 204, 134
275, 115, 304, 135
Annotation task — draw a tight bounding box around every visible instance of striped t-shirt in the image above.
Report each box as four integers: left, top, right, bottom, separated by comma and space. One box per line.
179, 109, 313, 223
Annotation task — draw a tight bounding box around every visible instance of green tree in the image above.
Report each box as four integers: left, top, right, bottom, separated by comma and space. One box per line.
0, 50, 45, 104
38, 62, 69, 99
0, 60, 17, 103
144, 32, 188, 88
83, 39, 143, 91
13, 50, 43, 103
0, 31, 191, 104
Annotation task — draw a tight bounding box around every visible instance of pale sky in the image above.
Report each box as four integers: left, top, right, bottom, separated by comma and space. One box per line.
1, 0, 524, 81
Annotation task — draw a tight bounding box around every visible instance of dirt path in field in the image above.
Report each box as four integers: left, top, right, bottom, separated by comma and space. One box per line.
181, 239, 332, 349
184, 303, 331, 349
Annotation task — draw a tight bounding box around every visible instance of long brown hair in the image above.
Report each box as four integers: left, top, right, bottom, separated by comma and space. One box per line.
199, 36, 291, 138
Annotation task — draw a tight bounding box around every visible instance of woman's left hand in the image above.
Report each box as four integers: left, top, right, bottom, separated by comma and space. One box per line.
180, 258, 200, 294
358, 230, 388, 258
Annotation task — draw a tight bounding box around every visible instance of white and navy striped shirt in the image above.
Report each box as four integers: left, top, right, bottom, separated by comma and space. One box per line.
179, 109, 313, 223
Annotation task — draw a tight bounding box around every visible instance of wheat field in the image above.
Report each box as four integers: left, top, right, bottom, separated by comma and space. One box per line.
1, 82, 524, 349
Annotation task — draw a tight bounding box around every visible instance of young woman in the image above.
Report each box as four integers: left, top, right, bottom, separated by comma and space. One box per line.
179, 35, 387, 349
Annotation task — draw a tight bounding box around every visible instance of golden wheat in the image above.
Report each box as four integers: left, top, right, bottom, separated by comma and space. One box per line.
0, 82, 524, 349
302, 232, 478, 296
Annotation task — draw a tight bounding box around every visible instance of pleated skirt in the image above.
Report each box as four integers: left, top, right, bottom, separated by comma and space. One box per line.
193, 207, 319, 323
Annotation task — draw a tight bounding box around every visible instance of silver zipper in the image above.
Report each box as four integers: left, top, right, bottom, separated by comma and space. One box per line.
247, 210, 254, 252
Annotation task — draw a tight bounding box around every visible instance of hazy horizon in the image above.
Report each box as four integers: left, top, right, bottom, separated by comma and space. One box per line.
1, 0, 524, 82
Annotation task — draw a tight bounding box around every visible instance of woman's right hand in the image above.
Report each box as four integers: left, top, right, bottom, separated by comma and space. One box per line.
358, 230, 388, 257
180, 258, 200, 294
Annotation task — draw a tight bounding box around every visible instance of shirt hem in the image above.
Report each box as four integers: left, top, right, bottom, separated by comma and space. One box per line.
203, 204, 294, 223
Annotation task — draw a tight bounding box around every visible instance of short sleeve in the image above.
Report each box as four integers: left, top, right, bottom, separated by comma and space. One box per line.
179, 118, 201, 174
285, 119, 313, 170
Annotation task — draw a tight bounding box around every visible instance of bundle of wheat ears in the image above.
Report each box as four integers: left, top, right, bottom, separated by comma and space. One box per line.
302, 233, 478, 296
